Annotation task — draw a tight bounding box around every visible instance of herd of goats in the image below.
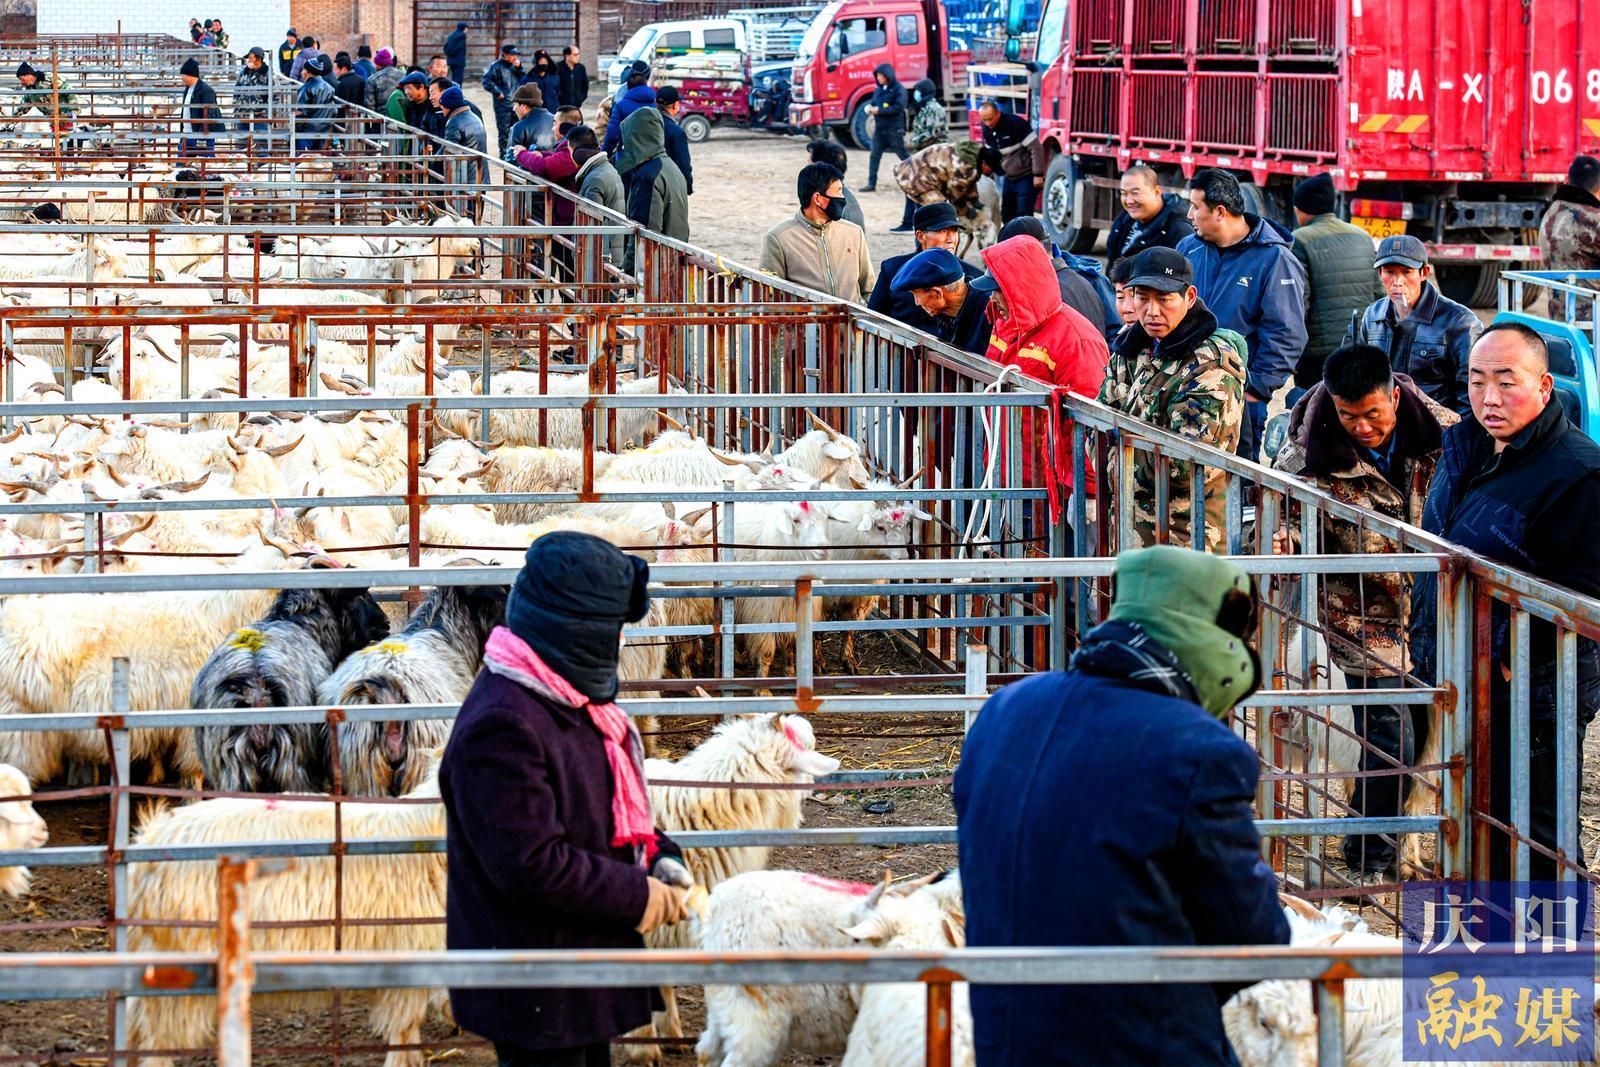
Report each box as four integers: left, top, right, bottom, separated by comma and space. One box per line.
0, 160, 1564, 1067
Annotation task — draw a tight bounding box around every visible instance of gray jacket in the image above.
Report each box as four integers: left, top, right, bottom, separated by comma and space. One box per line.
1291, 213, 1381, 386
1344, 281, 1482, 417
576, 148, 626, 264
365, 65, 404, 112
233, 64, 270, 119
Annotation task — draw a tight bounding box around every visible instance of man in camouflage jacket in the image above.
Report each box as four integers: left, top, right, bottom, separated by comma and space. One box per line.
1540, 154, 1600, 299
1269, 342, 1457, 880
1098, 247, 1246, 550
895, 139, 984, 213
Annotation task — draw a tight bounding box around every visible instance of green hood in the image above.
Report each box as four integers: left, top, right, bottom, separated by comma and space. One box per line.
617, 106, 666, 176
1108, 546, 1260, 716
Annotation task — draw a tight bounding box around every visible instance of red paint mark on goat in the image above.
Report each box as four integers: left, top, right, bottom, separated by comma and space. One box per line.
797, 873, 874, 896
263, 799, 280, 810
798, 500, 810, 513
783, 720, 804, 752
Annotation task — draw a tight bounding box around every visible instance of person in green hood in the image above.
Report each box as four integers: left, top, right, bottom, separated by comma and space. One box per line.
955, 545, 1287, 1066
617, 104, 688, 268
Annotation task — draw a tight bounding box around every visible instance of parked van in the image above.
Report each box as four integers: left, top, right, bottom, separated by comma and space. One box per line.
607, 18, 747, 95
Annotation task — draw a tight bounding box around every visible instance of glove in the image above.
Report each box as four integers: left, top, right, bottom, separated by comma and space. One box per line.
636, 876, 690, 935
651, 854, 694, 889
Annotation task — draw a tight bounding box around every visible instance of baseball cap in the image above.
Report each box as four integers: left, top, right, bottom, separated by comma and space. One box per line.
1125, 246, 1194, 293
912, 201, 961, 232
501, 44, 520, 55
1374, 234, 1427, 270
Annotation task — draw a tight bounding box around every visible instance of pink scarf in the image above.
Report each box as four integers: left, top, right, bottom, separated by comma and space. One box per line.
482, 626, 658, 865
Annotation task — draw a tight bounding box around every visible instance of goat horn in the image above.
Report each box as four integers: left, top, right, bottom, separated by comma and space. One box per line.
0, 425, 24, 443
318, 371, 362, 395
226, 435, 248, 454
158, 472, 210, 493
101, 464, 130, 487
897, 466, 926, 490
258, 435, 304, 458
461, 462, 492, 479
680, 506, 713, 527
656, 411, 685, 432
316, 411, 358, 424
0, 479, 48, 494
708, 448, 747, 468
257, 526, 302, 559
805, 411, 843, 439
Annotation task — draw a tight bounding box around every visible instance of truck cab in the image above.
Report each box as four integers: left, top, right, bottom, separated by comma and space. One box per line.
607, 18, 747, 95
790, 0, 961, 148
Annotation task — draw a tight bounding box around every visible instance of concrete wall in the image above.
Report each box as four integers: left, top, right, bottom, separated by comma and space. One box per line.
36, 0, 290, 58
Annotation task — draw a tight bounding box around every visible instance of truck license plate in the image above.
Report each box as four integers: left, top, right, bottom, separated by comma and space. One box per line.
1353, 216, 1406, 239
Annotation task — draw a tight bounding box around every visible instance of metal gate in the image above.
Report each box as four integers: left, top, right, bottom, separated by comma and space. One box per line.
412, 0, 578, 81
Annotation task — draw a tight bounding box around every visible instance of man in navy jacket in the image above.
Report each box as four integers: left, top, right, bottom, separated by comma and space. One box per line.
1178, 168, 1308, 461
956, 546, 1288, 1066
443, 21, 468, 84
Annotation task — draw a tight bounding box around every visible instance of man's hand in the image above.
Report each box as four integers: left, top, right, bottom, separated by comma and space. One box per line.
636, 876, 690, 934
1245, 391, 1265, 403
1033, 175, 1044, 187
1271, 527, 1290, 556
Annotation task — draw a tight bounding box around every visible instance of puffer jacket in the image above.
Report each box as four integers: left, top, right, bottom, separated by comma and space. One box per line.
1179, 215, 1308, 399
908, 79, 946, 150
980, 235, 1109, 492
1291, 212, 1381, 387
1539, 183, 1600, 291
1099, 302, 1247, 549
365, 64, 405, 112
1271, 376, 1458, 675
618, 106, 689, 247
1343, 282, 1480, 416
233, 64, 270, 119
1106, 193, 1194, 266
603, 82, 658, 156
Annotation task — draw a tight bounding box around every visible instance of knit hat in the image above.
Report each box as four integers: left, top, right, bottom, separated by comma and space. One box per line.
246, 46, 265, 60
439, 85, 465, 110
1292, 172, 1335, 216
1106, 546, 1261, 717
180, 58, 201, 78
16, 61, 34, 78
374, 47, 395, 67
512, 82, 543, 106
505, 531, 651, 702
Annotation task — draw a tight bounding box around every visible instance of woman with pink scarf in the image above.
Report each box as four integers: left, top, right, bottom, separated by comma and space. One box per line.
441, 531, 691, 1067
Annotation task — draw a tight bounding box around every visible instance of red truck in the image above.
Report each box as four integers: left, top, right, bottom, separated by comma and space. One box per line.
1033, 0, 1600, 306
788, 0, 972, 148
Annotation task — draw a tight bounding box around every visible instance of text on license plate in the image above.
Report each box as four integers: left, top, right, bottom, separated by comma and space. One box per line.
1353, 216, 1407, 239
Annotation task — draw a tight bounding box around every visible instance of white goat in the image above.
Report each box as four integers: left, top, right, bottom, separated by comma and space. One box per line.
0, 762, 48, 898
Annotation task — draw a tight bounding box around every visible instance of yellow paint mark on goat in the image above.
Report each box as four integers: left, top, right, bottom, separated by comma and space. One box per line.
376, 640, 410, 655
228, 628, 267, 653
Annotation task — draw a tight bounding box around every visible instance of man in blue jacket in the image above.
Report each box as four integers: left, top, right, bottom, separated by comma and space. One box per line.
481, 44, 524, 155
861, 63, 907, 194
868, 201, 979, 332
956, 545, 1289, 1066
603, 60, 656, 156
443, 21, 467, 84
1410, 323, 1600, 885
1178, 168, 1308, 461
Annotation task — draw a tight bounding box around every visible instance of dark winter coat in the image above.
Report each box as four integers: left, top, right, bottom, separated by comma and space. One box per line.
354, 58, 376, 79
868, 247, 984, 337
1411, 398, 1600, 720
293, 76, 335, 142
232, 64, 270, 119
482, 59, 524, 116
659, 110, 693, 195
530, 67, 563, 115
979, 109, 1043, 180
277, 38, 300, 78
558, 60, 590, 108
1291, 212, 1381, 387
955, 666, 1289, 1066
442, 667, 682, 1047
868, 64, 906, 124
604, 82, 658, 155
1343, 282, 1481, 416
334, 70, 368, 110
181, 78, 222, 135
443, 28, 468, 68
1107, 192, 1194, 265
505, 108, 556, 159
289, 47, 322, 82
1054, 256, 1117, 336
1178, 215, 1309, 399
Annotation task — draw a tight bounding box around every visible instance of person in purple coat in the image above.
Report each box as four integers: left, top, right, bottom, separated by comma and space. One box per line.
441, 531, 693, 1067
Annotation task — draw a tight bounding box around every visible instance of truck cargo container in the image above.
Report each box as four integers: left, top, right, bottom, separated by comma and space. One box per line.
1032, 0, 1598, 305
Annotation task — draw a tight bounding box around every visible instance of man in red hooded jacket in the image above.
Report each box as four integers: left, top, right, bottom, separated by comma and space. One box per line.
974, 234, 1110, 494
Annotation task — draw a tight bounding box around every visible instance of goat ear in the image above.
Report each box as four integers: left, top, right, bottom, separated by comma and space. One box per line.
823, 441, 854, 461
857, 514, 873, 533
840, 913, 892, 944
792, 748, 840, 778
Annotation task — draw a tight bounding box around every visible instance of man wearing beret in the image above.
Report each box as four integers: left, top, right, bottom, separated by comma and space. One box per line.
868, 201, 981, 331
888, 247, 992, 354
444, 531, 693, 1066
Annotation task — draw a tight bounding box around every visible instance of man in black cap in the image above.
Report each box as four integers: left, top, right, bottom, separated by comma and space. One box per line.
604, 59, 656, 156
178, 57, 220, 158
889, 247, 993, 354
1342, 234, 1481, 416
234, 47, 271, 141
654, 86, 693, 196
442, 531, 693, 1067
868, 201, 979, 328
482, 43, 525, 154
1290, 172, 1381, 400
444, 21, 469, 84
278, 29, 301, 78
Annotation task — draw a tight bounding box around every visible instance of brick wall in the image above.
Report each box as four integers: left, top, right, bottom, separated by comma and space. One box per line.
36, 0, 290, 59
291, 0, 416, 67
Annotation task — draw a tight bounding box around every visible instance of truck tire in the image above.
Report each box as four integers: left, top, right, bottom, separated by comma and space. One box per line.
839, 101, 872, 151
1042, 154, 1098, 254
1436, 262, 1504, 309
679, 113, 712, 143
1238, 182, 1290, 229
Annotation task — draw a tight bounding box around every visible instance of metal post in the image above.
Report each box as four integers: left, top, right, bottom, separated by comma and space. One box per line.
1315, 979, 1347, 1067
719, 481, 736, 681
81, 484, 99, 573
109, 658, 131, 1063
795, 578, 814, 698
216, 857, 256, 1067
924, 978, 954, 1067
964, 643, 988, 734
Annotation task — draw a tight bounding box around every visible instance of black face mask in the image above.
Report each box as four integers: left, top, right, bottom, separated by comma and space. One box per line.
823, 194, 847, 222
